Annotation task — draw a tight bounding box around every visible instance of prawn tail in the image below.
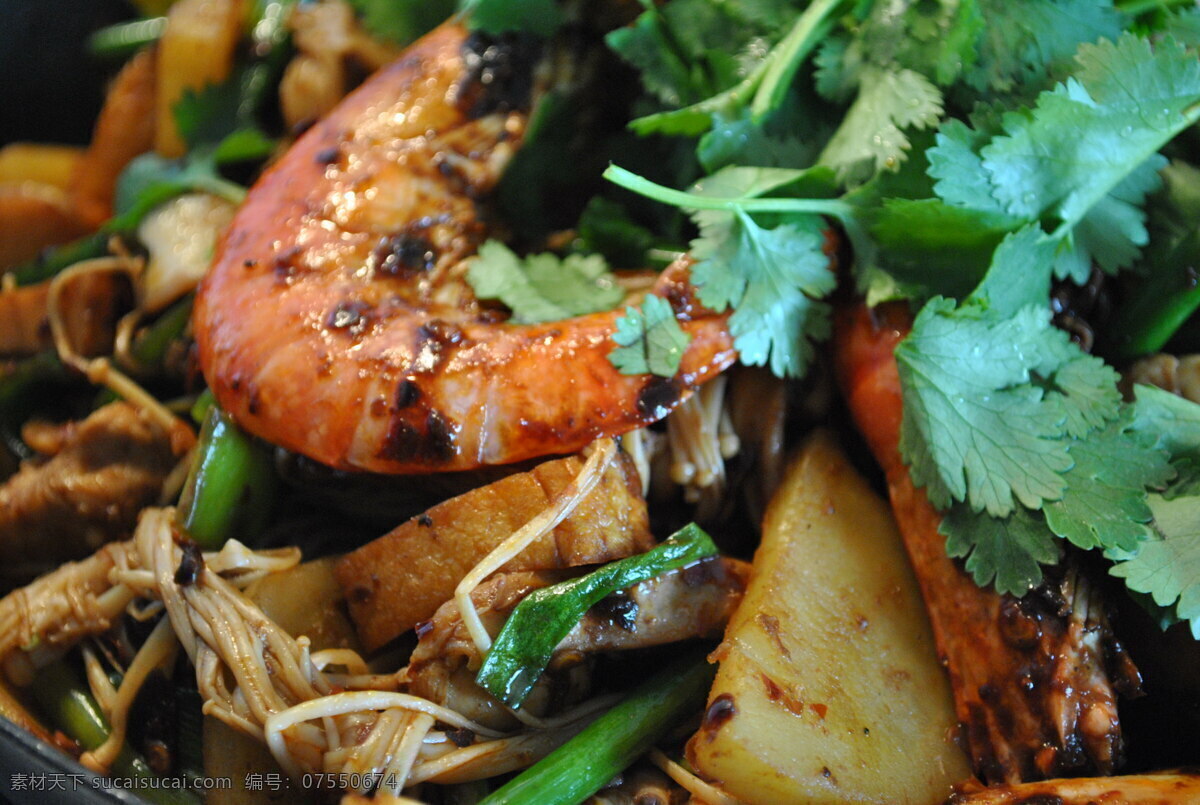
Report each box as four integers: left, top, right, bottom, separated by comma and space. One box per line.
832, 298, 1139, 784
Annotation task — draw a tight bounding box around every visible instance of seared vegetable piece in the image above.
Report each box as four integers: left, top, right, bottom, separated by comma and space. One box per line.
0, 183, 89, 268
0, 270, 124, 358
70, 47, 158, 229
687, 430, 968, 804
477, 522, 718, 707
30, 660, 199, 805
335, 453, 654, 651
477, 648, 714, 805
177, 403, 278, 549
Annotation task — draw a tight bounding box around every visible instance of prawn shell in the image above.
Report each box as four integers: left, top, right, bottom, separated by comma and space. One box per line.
194, 22, 736, 474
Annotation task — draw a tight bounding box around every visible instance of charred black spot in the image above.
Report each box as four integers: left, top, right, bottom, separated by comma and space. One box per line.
314, 145, 340, 165
412, 320, 467, 372
247, 386, 263, 416
395, 378, 421, 409
589, 590, 638, 631
417, 514, 433, 527
419, 319, 466, 347
272, 245, 304, 281
243, 258, 258, 269
425, 410, 456, 461
379, 410, 458, 465
445, 727, 475, 748
373, 232, 437, 278
636, 377, 683, 420
461, 31, 543, 117
174, 541, 204, 586
326, 300, 376, 338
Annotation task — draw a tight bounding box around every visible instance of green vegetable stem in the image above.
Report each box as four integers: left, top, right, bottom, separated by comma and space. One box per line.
475, 522, 718, 707
477, 647, 715, 805
176, 403, 278, 549
6, 232, 110, 287
29, 660, 200, 805
87, 17, 168, 59
1103, 228, 1200, 361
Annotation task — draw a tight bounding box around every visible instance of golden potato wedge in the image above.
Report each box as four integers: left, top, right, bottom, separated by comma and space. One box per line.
335, 453, 654, 652
243, 556, 360, 653
155, 0, 245, 157
0, 144, 84, 189
687, 430, 969, 804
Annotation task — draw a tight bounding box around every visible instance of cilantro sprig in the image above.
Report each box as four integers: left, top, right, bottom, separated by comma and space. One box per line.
604, 164, 846, 377
466, 241, 625, 323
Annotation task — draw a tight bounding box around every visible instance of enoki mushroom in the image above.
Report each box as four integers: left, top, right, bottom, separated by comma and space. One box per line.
0, 463, 628, 797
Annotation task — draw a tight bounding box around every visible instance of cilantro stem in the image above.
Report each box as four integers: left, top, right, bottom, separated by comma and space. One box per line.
604, 164, 853, 220
750, 0, 850, 119
628, 0, 852, 134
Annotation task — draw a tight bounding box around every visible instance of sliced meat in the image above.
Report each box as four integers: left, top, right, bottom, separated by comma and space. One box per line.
0, 402, 178, 584
404, 557, 748, 729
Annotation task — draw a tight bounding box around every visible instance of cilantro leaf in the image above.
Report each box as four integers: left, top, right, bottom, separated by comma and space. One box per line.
963, 0, 1122, 96
1042, 415, 1172, 553
174, 80, 247, 150
897, 300, 1077, 515
610, 296, 692, 377
1111, 493, 1200, 638
347, 0, 454, 44
1131, 383, 1200, 460
687, 167, 836, 377
464, 0, 562, 37
108, 148, 247, 233
941, 503, 1061, 596
466, 241, 625, 324
984, 35, 1200, 238
817, 66, 943, 182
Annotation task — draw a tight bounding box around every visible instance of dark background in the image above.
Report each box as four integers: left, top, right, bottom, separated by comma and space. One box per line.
0, 0, 136, 145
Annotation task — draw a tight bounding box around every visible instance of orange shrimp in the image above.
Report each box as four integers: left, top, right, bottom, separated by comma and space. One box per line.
193, 22, 735, 474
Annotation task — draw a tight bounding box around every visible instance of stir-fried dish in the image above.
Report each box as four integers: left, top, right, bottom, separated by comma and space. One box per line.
5, 0, 1200, 803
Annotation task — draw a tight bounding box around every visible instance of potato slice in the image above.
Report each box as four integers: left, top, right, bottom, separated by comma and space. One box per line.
243, 556, 360, 653
687, 430, 969, 804
155, 0, 244, 157
0, 144, 83, 189
335, 453, 653, 652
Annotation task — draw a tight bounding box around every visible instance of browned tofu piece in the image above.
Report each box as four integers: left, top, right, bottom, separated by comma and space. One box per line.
334, 453, 653, 651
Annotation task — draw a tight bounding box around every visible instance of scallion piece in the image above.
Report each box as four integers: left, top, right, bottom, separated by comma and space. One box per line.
87, 17, 168, 60
475, 522, 718, 707
476, 648, 715, 805
29, 660, 199, 805
176, 404, 278, 549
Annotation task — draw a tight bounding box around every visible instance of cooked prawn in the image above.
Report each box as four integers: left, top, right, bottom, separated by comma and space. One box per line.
193, 21, 736, 474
